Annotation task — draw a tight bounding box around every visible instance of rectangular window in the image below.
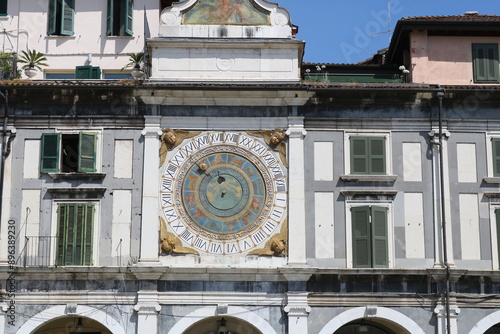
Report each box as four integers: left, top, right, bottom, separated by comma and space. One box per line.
352, 206, 388, 268
473, 43, 500, 83
41, 132, 97, 173
350, 136, 386, 174
47, 0, 75, 36
107, 0, 133, 36
45, 73, 76, 80
493, 138, 500, 177
75, 66, 101, 79
0, 0, 7, 16
56, 203, 94, 266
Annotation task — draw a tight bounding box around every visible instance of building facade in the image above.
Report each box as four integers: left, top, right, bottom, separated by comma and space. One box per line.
0, 2, 500, 334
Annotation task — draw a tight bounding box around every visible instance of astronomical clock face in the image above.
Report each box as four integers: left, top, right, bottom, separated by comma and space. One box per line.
160, 131, 287, 255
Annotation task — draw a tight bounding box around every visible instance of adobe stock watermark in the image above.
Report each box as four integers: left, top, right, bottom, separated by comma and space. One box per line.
339, 0, 411, 63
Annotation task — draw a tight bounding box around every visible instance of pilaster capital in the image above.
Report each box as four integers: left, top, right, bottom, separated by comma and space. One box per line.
134, 290, 161, 314
434, 305, 460, 318
141, 127, 162, 138
284, 292, 311, 316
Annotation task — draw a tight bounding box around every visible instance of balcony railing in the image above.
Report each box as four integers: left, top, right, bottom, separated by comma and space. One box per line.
20, 236, 57, 267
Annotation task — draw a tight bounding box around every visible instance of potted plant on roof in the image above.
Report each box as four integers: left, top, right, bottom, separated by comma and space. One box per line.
18, 49, 48, 79
122, 52, 145, 79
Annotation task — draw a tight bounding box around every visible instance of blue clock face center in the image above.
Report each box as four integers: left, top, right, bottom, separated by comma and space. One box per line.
205, 174, 243, 210
181, 152, 266, 235
199, 167, 250, 217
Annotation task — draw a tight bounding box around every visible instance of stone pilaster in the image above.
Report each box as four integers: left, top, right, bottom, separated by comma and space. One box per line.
286, 117, 307, 265
434, 302, 460, 334
134, 291, 161, 334
139, 117, 162, 263
284, 292, 310, 334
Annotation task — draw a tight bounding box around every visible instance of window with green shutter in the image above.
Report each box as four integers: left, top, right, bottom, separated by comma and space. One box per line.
75, 66, 101, 79
493, 138, 500, 177
0, 0, 7, 16
56, 203, 94, 266
473, 43, 500, 83
350, 136, 386, 175
47, 0, 75, 36
40, 132, 97, 173
107, 0, 134, 36
352, 206, 388, 268
496, 209, 500, 268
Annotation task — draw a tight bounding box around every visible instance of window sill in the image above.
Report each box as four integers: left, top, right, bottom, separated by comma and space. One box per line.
105, 36, 134, 39
483, 177, 500, 184
340, 174, 397, 182
46, 35, 76, 39
48, 172, 106, 180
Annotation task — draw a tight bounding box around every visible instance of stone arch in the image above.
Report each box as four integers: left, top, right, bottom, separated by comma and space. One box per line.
16, 305, 126, 334
469, 310, 500, 334
167, 305, 277, 334
318, 306, 425, 334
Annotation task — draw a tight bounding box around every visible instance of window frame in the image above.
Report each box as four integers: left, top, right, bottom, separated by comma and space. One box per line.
40, 130, 101, 174
106, 0, 134, 37
47, 0, 75, 36
52, 201, 99, 266
345, 201, 394, 269
344, 132, 392, 177
472, 43, 500, 83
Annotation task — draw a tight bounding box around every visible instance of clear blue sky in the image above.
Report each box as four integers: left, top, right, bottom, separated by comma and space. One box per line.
283, 0, 500, 64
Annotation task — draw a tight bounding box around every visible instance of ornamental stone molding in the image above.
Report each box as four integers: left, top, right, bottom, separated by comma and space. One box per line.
284, 292, 311, 316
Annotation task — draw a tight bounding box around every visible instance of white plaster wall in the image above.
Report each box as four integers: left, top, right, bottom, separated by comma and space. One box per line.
457, 143, 477, 183
112, 190, 132, 259
411, 32, 500, 85
151, 44, 301, 82
314, 192, 334, 259
403, 142, 422, 182
459, 194, 481, 260
1, 0, 159, 79
314, 142, 333, 181
114, 140, 133, 179
404, 192, 425, 259
23, 139, 40, 179
19, 190, 41, 256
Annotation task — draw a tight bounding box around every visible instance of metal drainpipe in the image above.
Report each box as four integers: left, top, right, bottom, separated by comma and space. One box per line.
436, 89, 452, 333
0, 89, 8, 232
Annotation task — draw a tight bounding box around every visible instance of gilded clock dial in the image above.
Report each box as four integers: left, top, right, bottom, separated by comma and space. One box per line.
160, 131, 287, 255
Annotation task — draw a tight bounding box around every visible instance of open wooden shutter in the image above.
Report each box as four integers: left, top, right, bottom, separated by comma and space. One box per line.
351, 137, 367, 174
0, 0, 8, 16
60, 0, 75, 36
41, 133, 60, 173
473, 44, 500, 83
124, 0, 134, 36
106, 0, 114, 35
47, 0, 57, 35
352, 206, 371, 268
78, 132, 97, 172
371, 206, 388, 268
369, 137, 386, 174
